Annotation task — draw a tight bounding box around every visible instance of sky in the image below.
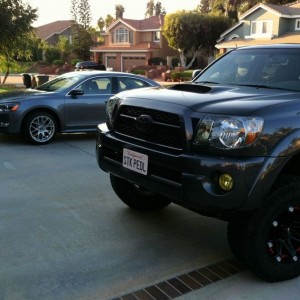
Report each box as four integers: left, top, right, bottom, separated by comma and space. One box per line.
27, 0, 200, 27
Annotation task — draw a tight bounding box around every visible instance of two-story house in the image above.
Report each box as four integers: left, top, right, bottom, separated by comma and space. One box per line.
216, 1, 300, 53
35, 20, 73, 46
90, 15, 178, 72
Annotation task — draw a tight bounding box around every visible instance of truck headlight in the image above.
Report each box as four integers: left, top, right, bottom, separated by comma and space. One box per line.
106, 96, 122, 127
193, 115, 264, 149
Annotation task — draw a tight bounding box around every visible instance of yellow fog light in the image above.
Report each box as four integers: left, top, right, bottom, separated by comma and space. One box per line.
218, 173, 234, 191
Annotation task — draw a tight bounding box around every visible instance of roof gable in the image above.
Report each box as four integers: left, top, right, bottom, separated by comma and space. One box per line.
35, 20, 73, 40
107, 15, 164, 32
240, 3, 300, 20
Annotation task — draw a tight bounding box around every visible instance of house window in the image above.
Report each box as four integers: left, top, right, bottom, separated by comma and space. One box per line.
251, 20, 272, 36
153, 31, 160, 42
116, 28, 129, 43
296, 19, 300, 30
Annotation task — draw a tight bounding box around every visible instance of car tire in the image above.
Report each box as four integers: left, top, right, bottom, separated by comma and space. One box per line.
110, 174, 171, 211
227, 175, 300, 282
22, 111, 57, 145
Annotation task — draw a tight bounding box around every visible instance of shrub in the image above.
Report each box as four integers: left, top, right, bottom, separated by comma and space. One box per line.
44, 47, 60, 64
131, 69, 146, 75
171, 71, 193, 81
52, 59, 64, 66
71, 58, 82, 66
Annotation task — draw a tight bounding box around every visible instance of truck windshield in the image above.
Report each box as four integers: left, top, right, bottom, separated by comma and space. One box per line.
194, 48, 300, 92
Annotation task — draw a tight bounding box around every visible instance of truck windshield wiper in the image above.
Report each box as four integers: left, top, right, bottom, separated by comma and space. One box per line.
236, 84, 294, 91
195, 81, 219, 85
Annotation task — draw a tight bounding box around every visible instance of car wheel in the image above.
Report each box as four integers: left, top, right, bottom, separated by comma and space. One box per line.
110, 174, 171, 211
227, 175, 300, 282
23, 111, 57, 145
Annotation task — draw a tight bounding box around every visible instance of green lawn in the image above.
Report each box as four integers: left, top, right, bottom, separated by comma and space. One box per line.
0, 85, 25, 94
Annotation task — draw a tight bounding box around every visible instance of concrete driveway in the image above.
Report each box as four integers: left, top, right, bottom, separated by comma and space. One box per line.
0, 133, 299, 300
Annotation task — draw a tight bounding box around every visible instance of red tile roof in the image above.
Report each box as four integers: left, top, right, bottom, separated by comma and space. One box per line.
108, 15, 164, 31
92, 42, 161, 52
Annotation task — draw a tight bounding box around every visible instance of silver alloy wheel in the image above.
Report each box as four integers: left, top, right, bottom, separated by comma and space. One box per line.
29, 115, 55, 143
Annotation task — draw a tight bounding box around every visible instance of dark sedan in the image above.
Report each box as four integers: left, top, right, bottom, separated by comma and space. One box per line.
0, 71, 161, 144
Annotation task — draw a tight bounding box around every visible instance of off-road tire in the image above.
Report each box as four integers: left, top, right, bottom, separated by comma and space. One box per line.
227, 175, 300, 282
110, 174, 171, 211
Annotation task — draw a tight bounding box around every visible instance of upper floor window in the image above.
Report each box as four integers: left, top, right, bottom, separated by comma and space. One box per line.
153, 31, 160, 42
116, 28, 129, 43
296, 19, 300, 30
251, 20, 272, 36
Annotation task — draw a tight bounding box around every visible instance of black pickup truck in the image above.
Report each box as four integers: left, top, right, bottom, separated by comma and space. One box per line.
96, 44, 300, 282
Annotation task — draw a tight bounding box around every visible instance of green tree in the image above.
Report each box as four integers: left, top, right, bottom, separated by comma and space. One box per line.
209, 0, 296, 21
145, 0, 155, 17
198, 0, 211, 14
146, 0, 165, 17
115, 4, 125, 19
97, 17, 105, 31
163, 11, 231, 68
57, 36, 71, 61
70, 0, 94, 60
155, 2, 163, 15
0, 0, 38, 83
105, 14, 115, 28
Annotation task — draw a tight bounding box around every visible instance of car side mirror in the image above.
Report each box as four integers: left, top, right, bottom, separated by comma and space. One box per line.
192, 69, 202, 80
69, 89, 84, 96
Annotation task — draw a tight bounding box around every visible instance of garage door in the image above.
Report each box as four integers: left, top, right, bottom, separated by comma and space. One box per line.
123, 56, 146, 72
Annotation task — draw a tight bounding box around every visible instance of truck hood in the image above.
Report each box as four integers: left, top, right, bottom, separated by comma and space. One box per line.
123, 83, 299, 115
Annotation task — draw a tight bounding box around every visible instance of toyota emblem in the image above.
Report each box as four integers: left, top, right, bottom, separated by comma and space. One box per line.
136, 114, 153, 132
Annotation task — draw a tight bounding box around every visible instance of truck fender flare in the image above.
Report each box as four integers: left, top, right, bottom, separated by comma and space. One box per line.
246, 130, 300, 209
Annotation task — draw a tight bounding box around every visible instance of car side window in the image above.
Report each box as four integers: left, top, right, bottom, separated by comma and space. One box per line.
95, 77, 112, 94
118, 77, 149, 92
79, 77, 112, 94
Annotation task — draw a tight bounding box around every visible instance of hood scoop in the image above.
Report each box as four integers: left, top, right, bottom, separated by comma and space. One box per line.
170, 83, 211, 94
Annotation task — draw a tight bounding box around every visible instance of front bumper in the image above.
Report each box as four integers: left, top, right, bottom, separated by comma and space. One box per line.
96, 123, 266, 214
0, 112, 19, 134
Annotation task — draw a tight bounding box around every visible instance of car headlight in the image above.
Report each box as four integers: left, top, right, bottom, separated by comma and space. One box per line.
0, 103, 20, 112
193, 115, 264, 149
106, 96, 122, 127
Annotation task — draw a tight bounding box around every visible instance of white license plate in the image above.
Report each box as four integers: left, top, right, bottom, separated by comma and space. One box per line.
123, 148, 148, 175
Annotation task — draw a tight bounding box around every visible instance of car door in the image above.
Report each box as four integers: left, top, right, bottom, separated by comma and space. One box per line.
64, 76, 113, 130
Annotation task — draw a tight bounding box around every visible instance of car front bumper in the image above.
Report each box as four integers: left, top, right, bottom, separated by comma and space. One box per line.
96, 123, 266, 215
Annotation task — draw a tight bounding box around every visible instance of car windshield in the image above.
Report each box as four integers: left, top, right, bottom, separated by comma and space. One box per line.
36, 74, 84, 92
194, 47, 300, 92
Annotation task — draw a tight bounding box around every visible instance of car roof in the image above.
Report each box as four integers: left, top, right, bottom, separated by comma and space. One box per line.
60, 70, 160, 85
237, 43, 300, 50
68, 70, 149, 77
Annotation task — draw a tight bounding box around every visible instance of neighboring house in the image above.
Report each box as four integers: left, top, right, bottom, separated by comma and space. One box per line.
35, 20, 73, 46
216, 1, 300, 53
90, 15, 178, 72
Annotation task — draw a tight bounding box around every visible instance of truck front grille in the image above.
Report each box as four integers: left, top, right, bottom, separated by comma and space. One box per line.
114, 105, 183, 149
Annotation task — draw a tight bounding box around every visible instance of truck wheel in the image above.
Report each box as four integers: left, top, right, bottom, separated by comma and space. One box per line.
110, 174, 171, 211
227, 175, 300, 282
23, 111, 57, 144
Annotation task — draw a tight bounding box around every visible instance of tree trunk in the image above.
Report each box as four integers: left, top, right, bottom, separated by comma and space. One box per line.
179, 52, 186, 68
2, 69, 10, 84
186, 52, 197, 69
